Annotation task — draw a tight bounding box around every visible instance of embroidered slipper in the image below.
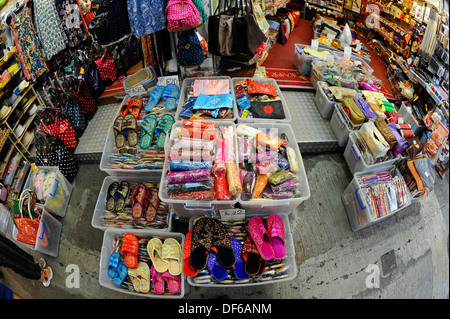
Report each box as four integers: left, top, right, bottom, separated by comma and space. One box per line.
155, 114, 175, 149
122, 233, 139, 269
119, 99, 132, 117
162, 238, 182, 276
126, 263, 141, 292
190, 217, 213, 270
210, 219, 235, 268
131, 184, 147, 219
114, 181, 130, 213
162, 83, 179, 110
106, 182, 119, 211
266, 214, 285, 260
162, 271, 181, 294
140, 114, 157, 149
122, 114, 138, 147
107, 252, 121, 279
206, 251, 228, 281
112, 260, 128, 286
248, 216, 274, 260
128, 98, 143, 118
242, 234, 262, 275
145, 86, 165, 111
151, 264, 165, 295
183, 229, 199, 277
147, 237, 168, 273
137, 262, 150, 293
113, 116, 126, 148
230, 238, 249, 280
144, 186, 159, 222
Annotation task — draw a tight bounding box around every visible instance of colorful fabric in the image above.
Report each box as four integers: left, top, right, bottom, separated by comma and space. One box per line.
55, 0, 88, 47
127, 0, 166, 37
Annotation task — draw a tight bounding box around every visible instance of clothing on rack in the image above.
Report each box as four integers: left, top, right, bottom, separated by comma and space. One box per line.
95, 0, 132, 46
55, 0, 88, 47
127, 0, 166, 37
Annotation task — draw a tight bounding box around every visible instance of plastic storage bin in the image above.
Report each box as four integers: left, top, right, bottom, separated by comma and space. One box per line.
314, 81, 339, 120
159, 121, 240, 218
232, 77, 292, 123
237, 123, 311, 214
341, 166, 412, 231
187, 212, 297, 287
91, 173, 172, 231
330, 103, 357, 147
22, 166, 73, 217
12, 206, 62, 257
294, 44, 334, 77
99, 228, 185, 298
174, 76, 237, 122
343, 131, 403, 175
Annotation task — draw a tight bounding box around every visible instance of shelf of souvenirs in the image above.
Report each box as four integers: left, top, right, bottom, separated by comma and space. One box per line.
306, 0, 343, 12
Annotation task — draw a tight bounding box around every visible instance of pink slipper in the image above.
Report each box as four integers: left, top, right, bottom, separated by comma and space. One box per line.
162, 271, 181, 294
266, 214, 285, 259
151, 264, 165, 295
248, 216, 274, 260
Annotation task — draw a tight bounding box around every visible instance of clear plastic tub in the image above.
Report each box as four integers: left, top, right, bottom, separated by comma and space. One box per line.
159, 121, 240, 218
99, 228, 185, 298
174, 76, 237, 122
12, 206, 62, 257
22, 166, 73, 218
237, 123, 311, 214
186, 212, 297, 287
232, 77, 292, 123
91, 173, 172, 231
310, 60, 342, 89
343, 131, 403, 175
329, 103, 357, 148
314, 81, 339, 120
294, 43, 334, 77
341, 166, 412, 231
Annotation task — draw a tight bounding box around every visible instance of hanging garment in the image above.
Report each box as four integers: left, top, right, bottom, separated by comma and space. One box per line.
95, 0, 132, 46
127, 0, 166, 37
33, 0, 68, 60
77, 0, 95, 34
141, 34, 159, 72
10, 0, 49, 81
55, 0, 88, 47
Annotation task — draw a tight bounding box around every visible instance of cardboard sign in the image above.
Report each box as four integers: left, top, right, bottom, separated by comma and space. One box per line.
219, 208, 245, 220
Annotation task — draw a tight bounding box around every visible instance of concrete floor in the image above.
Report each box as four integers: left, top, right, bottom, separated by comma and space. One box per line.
1, 152, 448, 299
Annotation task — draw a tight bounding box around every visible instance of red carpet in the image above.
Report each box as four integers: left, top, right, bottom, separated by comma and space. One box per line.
263, 18, 394, 99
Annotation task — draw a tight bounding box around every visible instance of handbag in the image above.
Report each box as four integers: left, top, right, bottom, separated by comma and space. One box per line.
166, 0, 202, 32
177, 30, 206, 68
112, 42, 130, 77
84, 60, 106, 100
61, 94, 87, 137
88, 12, 109, 35
12, 192, 42, 246
375, 119, 397, 149
73, 79, 97, 119
95, 50, 117, 85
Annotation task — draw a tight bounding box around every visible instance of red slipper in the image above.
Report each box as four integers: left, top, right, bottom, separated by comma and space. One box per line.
128, 98, 143, 119
119, 99, 132, 117
122, 233, 139, 269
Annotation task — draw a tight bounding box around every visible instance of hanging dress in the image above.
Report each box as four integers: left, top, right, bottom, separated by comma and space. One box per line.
126, 0, 166, 37
55, 0, 88, 47
33, 0, 68, 60
10, 0, 48, 81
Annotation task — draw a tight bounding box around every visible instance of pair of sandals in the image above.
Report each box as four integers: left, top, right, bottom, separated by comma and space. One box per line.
140, 113, 175, 149
106, 181, 130, 212
128, 262, 151, 293
189, 218, 236, 271
107, 252, 128, 286
120, 98, 143, 118
131, 183, 160, 222
114, 114, 138, 148
145, 83, 179, 111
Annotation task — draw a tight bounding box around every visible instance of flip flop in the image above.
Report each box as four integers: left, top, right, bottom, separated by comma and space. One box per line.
162, 83, 179, 110
131, 184, 147, 219
119, 99, 132, 117
162, 238, 182, 276
266, 214, 285, 260
145, 86, 165, 111
162, 271, 181, 294
127, 264, 141, 292
210, 219, 236, 268
112, 261, 128, 286
147, 237, 168, 273
107, 252, 121, 279
140, 114, 157, 149
113, 116, 126, 148
206, 251, 228, 281
122, 233, 139, 269
183, 229, 199, 277
242, 234, 262, 275
248, 216, 274, 260
122, 114, 138, 147
155, 114, 175, 149
151, 264, 165, 295
144, 187, 159, 222
128, 98, 143, 118
190, 217, 213, 270
230, 238, 249, 280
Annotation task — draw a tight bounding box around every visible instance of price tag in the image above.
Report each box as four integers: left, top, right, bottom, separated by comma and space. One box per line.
311, 39, 319, 51
127, 84, 147, 97
157, 75, 180, 88
344, 46, 352, 60
219, 208, 245, 220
